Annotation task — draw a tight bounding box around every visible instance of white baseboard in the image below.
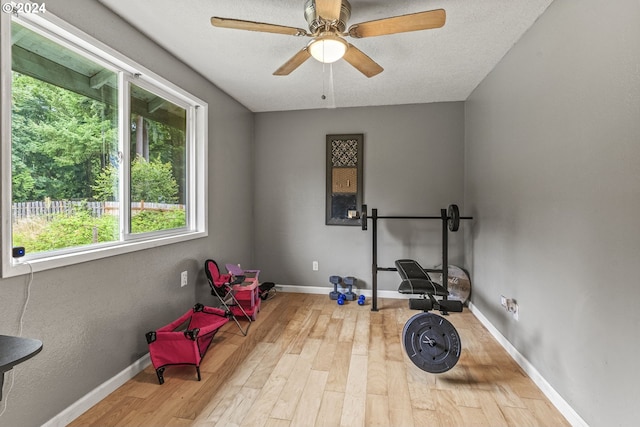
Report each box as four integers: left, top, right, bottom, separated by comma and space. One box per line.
45, 287, 585, 427
467, 302, 587, 427
42, 354, 151, 427
275, 284, 411, 300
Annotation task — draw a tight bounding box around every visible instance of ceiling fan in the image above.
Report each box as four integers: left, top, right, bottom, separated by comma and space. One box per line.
211, 0, 445, 78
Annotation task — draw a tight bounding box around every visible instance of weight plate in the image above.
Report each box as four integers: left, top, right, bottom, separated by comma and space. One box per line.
433, 264, 472, 304
448, 204, 460, 232
402, 312, 461, 373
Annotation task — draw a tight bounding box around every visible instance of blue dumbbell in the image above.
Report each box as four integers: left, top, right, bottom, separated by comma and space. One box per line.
357, 295, 365, 306
337, 295, 346, 305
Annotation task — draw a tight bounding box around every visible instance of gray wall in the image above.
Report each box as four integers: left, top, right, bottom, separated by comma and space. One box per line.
4, 0, 636, 425
254, 103, 465, 292
0, 2, 254, 426
464, 0, 640, 425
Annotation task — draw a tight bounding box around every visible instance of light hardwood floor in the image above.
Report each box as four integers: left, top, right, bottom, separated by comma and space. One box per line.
69, 293, 570, 427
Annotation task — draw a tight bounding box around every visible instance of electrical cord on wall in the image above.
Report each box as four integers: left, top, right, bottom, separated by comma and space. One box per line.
17, 261, 34, 337
0, 261, 34, 418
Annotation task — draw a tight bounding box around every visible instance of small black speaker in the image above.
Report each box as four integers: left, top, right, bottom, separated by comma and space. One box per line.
12, 246, 26, 258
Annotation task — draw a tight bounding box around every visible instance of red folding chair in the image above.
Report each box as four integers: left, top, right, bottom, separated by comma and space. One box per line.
204, 259, 252, 336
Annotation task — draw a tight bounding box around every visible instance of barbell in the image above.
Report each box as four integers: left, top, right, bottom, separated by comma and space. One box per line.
360, 204, 472, 232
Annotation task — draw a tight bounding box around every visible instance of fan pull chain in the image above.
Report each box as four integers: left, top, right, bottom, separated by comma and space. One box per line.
329, 63, 336, 108
321, 61, 326, 100
320, 62, 336, 107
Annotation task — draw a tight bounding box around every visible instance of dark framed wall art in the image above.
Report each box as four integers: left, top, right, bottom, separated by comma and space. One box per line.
326, 134, 363, 226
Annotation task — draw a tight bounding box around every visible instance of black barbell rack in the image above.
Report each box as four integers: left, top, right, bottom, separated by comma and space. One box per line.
361, 204, 473, 311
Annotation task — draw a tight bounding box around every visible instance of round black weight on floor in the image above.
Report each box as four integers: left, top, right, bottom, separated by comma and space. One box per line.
402, 312, 461, 373
448, 204, 460, 232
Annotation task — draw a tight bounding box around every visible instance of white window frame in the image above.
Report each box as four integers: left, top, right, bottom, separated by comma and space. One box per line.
123, 77, 195, 239
0, 9, 208, 279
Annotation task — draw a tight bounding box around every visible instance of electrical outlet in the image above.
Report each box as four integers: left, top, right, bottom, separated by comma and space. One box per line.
505, 298, 519, 320
500, 295, 507, 307
181, 271, 188, 287
312, 261, 319, 271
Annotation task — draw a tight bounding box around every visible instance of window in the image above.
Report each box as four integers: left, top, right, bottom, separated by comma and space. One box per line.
1, 12, 208, 278
10, 21, 121, 252
128, 83, 187, 235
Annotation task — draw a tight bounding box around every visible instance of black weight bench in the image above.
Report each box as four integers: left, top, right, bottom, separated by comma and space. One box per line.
395, 259, 463, 313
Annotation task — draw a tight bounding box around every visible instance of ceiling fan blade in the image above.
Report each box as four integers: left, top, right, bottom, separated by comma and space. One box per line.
342, 44, 383, 78
273, 47, 312, 76
211, 17, 309, 37
348, 9, 445, 38
315, 0, 342, 22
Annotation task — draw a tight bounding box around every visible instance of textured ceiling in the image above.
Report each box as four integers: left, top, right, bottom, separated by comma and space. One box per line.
98, 0, 554, 113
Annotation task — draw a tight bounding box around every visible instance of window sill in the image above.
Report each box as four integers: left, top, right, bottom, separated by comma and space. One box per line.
3, 230, 207, 279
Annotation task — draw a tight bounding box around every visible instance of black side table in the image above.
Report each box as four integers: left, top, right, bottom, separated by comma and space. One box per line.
0, 335, 43, 400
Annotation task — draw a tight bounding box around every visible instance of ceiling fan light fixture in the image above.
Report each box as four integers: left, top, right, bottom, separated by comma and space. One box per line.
308, 34, 348, 63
